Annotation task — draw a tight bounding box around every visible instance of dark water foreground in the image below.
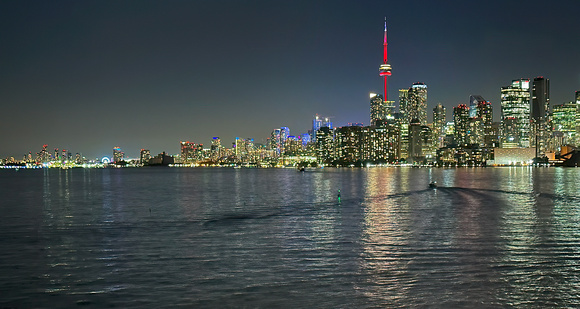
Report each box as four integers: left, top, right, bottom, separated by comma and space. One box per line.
1, 167, 580, 308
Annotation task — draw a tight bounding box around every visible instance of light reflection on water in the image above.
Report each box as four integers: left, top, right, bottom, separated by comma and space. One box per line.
1, 167, 580, 308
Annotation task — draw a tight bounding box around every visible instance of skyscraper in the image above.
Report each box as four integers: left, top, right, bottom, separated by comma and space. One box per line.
370, 93, 383, 125
300, 133, 311, 146
370, 93, 395, 126
531, 76, 550, 157
453, 104, 469, 146
467, 117, 483, 146
280, 126, 290, 155
360, 119, 400, 164
531, 77, 550, 121
140, 149, 151, 164
408, 118, 429, 164
311, 115, 331, 142
242, 138, 256, 162
398, 88, 410, 160
407, 82, 428, 125
283, 136, 302, 156
421, 125, 435, 163
477, 100, 496, 159
311, 115, 323, 143
398, 89, 409, 124
233, 137, 244, 159
501, 79, 530, 147
313, 115, 323, 132
211, 137, 222, 161
181, 141, 203, 163
408, 119, 422, 163
323, 117, 333, 129
271, 129, 281, 155
552, 102, 576, 146
502, 117, 519, 148
335, 126, 361, 165
433, 104, 446, 148
113, 146, 124, 163
469, 95, 486, 118
574, 90, 580, 146
316, 126, 334, 165
75, 153, 82, 164
38, 144, 50, 163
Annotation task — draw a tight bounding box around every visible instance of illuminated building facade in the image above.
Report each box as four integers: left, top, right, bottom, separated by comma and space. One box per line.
300, 133, 311, 146
359, 127, 376, 162
477, 100, 496, 159
113, 146, 124, 163
453, 104, 470, 147
210, 137, 222, 161
444, 121, 455, 146
283, 136, 302, 156
280, 126, 290, 155
359, 120, 400, 164
552, 102, 576, 146
398, 89, 410, 159
407, 83, 428, 125
37, 144, 50, 163
311, 115, 323, 142
75, 153, 82, 164
493, 147, 536, 165
269, 127, 291, 156
324, 118, 333, 129
477, 100, 495, 146
502, 117, 519, 148
376, 120, 401, 163
433, 104, 446, 148
575, 90, 580, 145
398, 89, 409, 124
399, 125, 409, 160
531, 76, 550, 157
408, 119, 423, 164
469, 95, 486, 118
436, 146, 458, 166
467, 117, 483, 146
335, 126, 361, 165
421, 125, 435, 162
140, 149, 151, 164
501, 79, 531, 147
242, 138, 257, 162
233, 137, 244, 160
370, 93, 385, 125
270, 129, 281, 155
311, 115, 332, 143
181, 141, 203, 163
315, 126, 334, 165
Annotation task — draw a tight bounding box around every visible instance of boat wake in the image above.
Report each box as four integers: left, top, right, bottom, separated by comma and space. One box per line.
203, 212, 282, 226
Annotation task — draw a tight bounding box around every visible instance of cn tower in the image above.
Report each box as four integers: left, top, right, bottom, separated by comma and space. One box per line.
378, 18, 392, 101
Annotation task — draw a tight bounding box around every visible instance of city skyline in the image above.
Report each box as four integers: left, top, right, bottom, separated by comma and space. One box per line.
1, 1, 579, 158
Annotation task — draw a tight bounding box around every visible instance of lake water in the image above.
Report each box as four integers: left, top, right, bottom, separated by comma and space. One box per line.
1, 167, 580, 308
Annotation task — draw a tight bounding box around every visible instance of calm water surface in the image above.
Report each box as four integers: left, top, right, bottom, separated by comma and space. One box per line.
1, 167, 580, 308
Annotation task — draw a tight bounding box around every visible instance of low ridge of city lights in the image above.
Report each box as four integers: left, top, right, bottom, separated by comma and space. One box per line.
2, 17, 579, 169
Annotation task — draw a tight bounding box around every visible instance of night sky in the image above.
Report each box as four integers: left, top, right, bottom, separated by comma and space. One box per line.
1, 0, 579, 159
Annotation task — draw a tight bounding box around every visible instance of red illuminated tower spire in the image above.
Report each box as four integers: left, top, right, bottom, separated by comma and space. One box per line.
379, 17, 392, 101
